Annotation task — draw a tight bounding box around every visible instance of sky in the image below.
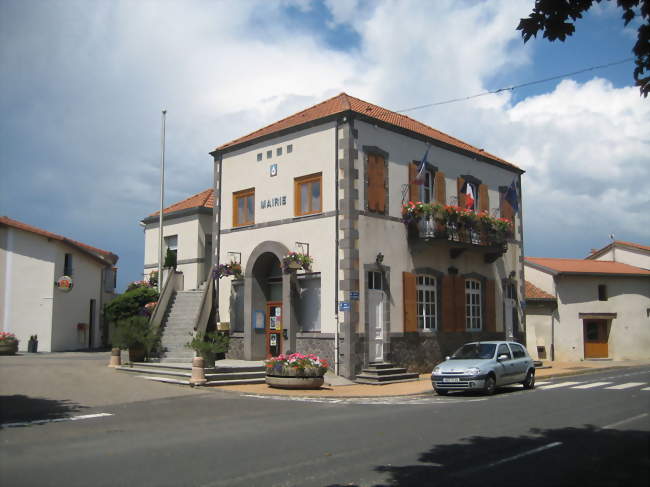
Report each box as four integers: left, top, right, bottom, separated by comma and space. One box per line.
1, 0, 648, 292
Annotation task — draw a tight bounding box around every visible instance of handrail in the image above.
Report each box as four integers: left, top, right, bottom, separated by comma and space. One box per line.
150, 270, 182, 334
193, 276, 214, 335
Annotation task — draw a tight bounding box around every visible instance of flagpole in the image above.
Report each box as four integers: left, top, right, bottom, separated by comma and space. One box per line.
158, 110, 167, 291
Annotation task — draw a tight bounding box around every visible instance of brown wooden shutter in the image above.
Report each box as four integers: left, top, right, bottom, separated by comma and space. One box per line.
435, 171, 446, 205
500, 190, 514, 221
441, 275, 455, 332
403, 272, 417, 333
457, 177, 465, 208
479, 184, 489, 212
368, 154, 385, 213
454, 276, 466, 331
484, 279, 496, 332
408, 163, 419, 202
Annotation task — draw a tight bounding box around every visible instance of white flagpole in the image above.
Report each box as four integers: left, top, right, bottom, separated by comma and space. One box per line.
158, 110, 167, 291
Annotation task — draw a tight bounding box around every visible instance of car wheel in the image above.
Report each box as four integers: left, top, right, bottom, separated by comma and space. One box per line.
483, 375, 496, 395
435, 389, 449, 396
523, 370, 535, 390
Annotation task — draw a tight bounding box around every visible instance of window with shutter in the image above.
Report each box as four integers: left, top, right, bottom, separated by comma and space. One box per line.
465, 279, 482, 330
408, 163, 418, 202
233, 188, 255, 227
499, 188, 514, 221
479, 184, 489, 212
368, 153, 386, 213
441, 275, 455, 332
294, 173, 322, 216
457, 177, 466, 208
416, 275, 437, 330
435, 171, 446, 205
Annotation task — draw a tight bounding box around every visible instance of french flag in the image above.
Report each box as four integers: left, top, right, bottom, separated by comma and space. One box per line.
461, 181, 475, 210
414, 145, 430, 184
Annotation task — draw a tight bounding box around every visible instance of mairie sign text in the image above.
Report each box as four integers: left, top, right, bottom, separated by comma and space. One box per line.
261, 196, 287, 209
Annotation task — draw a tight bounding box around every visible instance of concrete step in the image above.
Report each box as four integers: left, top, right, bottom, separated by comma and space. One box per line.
358, 367, 412, 376
355, 375, 420, 385
367, 362, 397, 370
355, 372, 419, 384
205, 378, 265, 386
205, 371, 265, 381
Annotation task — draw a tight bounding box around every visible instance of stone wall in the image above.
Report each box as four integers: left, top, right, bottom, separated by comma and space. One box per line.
389, 331, 505, 373
225, 335, 244, 360
295, 335, 335, 367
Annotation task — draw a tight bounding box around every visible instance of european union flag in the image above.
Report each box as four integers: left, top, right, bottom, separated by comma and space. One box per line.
505, 180, 519, 214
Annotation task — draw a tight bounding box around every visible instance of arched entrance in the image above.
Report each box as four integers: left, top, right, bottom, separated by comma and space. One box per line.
243, 241, 296, 360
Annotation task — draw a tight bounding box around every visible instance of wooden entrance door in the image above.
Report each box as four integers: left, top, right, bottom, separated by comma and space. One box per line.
265, 302, 283, 358
584, 320, 609, 358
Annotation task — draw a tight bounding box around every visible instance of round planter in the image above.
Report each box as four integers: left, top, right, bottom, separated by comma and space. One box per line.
266, 375, 324, 390
0, 341, 18, 355
128, 345, 145, 362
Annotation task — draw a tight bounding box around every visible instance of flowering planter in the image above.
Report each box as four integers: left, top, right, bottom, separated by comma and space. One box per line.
265, 375, 325, 390
0, 342, 18, 355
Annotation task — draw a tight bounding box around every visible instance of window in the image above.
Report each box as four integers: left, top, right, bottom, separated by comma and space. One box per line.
598, 284, 607, 301
297, 277, 321, 332
368, 271, 383, 290
509, 343, 526, 359
233, 188, 255, 227
416, 275, 437, 330
266, 150, 272, 159
294, 173, 321, 216
164, 235, 178, 260
276, 147, 282, 156
422, 168, 434, 203
64, 253, 73, 276
497, 343, 512, 360
367, 153, 386, 213
257, 153, 262, 162
287, 144, 293, 154
465, 278, 482, 330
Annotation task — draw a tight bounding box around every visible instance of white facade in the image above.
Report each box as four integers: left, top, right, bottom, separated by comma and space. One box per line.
525, 259, 650, 361
0, 221, 117, 352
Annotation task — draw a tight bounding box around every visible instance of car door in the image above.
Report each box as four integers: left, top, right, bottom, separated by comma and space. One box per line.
507, 343, 527, 382
495, 343, 514, 385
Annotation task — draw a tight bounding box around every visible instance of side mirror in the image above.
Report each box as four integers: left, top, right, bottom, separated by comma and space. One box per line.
497, 354, 509, 361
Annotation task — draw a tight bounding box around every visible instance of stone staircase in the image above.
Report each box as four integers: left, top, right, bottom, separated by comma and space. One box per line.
115, 361, 266, 386
355, 362, 419, 385
158, 290, 204, 363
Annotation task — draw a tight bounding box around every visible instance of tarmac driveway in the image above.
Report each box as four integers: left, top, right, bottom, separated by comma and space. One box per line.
0, 351, 208, 424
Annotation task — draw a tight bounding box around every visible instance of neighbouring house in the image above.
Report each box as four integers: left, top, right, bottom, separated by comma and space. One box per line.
140, 188, 214, 291
0, 216, 118, 352
205, 92, 525, 378
524, 241, 650, 362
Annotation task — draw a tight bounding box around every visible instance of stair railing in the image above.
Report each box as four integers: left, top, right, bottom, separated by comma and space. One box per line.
150, 270, 183, 335
193, 276, 214, 336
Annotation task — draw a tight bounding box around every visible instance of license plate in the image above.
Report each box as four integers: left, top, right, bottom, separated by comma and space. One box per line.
443, 377, 460, 383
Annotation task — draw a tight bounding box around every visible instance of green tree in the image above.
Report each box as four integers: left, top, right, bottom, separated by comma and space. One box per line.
517, 0, 649, 97
104, 286, 159, 324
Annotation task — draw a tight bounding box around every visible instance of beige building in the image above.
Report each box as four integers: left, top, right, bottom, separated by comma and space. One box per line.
141, 188, 214, 291
0, 216, 118, 352
525, 241, 650, 362
207, 93, 525, 378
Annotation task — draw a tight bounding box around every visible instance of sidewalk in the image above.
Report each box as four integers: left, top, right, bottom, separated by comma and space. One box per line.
210, 360, 650, 398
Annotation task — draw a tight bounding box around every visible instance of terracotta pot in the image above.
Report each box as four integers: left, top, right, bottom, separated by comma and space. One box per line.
266, 375, 324, 390
0, 341, 18, 355
128, 345, 145, 362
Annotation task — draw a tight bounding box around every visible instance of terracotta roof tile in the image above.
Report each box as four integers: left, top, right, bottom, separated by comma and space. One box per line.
149, 189, 214, 217
524, 281, 555, 300
0, 216, 118, 265
586, 240, 650, 259
525, 257, 650, 276
214, 93, 519, 170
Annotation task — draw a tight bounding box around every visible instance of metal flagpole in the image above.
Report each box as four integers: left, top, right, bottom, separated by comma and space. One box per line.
158, 110, 167, 291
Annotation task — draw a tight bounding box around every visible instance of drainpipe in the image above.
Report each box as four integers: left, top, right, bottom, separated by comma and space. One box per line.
334, 121, 340, 376
551, 276, 558, 361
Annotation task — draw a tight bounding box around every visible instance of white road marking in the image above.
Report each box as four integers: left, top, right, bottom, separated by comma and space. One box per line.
538, 381, 582, 390
535, 381, 551, 386
603, 413, 648, 429
605, 382, 646, 390
454, 441, 563, 477
1, 412, 113, 428
571, 382, 613, 389
642, 387, 650, 391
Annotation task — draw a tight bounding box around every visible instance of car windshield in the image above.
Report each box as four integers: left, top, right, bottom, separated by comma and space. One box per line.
450, 343, 496, 360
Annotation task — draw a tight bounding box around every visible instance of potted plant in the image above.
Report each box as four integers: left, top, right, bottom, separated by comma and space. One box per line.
282, 252, 313, 273
111, 315, 156, 362
186, 331, 230, 368
265, 353, 330, 389
214, 262, 242, 279
164, 248, 177, 270
0, 332, 19, 355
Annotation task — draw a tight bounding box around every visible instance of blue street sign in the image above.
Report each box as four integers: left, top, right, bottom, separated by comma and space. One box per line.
339, 301, 351, 311
350, 291, 359, 300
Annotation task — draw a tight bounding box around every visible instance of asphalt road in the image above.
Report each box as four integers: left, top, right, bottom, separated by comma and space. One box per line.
1, 358, 648, 487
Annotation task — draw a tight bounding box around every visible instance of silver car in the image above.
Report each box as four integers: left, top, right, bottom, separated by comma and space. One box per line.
431, 341, 535, 395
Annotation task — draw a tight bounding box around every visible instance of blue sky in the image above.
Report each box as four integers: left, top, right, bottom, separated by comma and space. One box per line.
1, 0, 648, 292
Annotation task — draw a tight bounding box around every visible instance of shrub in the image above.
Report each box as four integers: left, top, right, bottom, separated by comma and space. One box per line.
186, 331, 229, 356
104, 286, 160, 324
164, 248, 177, 269
111, 316, 157, 355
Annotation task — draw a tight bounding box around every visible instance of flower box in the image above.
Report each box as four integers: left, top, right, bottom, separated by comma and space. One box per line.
265, 353, 329, 389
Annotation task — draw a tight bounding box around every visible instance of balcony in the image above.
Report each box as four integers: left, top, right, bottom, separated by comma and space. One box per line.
402, 203, 513, 263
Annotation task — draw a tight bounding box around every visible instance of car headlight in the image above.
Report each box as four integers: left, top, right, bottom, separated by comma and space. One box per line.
465, 367, 480, 376
433, 367, 441, 375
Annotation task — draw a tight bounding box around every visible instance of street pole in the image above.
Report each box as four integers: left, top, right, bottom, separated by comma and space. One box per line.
158, 110, 167, 291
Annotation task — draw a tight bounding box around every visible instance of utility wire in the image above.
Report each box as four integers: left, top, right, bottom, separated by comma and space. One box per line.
396, 57, 634, 112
